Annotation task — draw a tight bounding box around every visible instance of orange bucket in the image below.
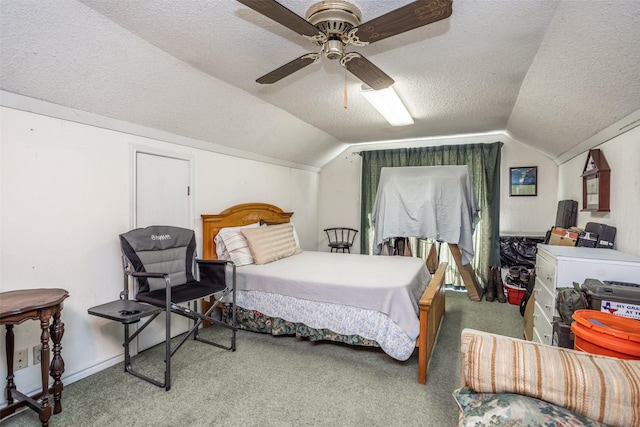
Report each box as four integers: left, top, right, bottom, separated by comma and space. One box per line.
571, 310, 640, 359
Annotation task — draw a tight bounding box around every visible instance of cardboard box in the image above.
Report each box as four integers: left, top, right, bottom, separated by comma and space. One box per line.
523, 291, 535, 341
548, 227, 578, 246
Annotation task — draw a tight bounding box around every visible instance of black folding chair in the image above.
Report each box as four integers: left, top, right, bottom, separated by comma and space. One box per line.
88, 225, 236, 390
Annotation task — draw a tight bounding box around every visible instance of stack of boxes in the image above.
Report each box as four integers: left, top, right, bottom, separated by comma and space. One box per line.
547, 222, 617, 248
545, 201, 617, 248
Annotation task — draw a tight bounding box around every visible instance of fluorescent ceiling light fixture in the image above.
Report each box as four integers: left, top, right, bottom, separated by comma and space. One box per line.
360, 84, 414, 126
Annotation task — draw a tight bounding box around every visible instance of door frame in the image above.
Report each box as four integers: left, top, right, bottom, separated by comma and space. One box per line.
128, 145, 196, 353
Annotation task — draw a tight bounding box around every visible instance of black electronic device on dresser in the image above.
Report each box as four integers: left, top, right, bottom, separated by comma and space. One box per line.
576, 222, 617, 249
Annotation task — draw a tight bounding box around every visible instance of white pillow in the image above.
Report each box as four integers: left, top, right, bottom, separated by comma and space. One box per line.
213, 222, 260, 264
214, 231, 230, 260
291, 223, 301, 248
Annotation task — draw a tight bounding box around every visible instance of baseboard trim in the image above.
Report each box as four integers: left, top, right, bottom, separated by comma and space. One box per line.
0, 354, 123, 409
63, 354, 123, 385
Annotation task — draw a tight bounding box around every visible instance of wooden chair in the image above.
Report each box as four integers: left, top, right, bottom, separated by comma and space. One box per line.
324, 228, 358, 253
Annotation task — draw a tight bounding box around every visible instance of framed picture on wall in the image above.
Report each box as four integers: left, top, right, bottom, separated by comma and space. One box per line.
510, 166, 537, 196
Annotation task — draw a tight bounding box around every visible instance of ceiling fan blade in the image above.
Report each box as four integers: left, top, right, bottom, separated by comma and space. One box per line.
354, 0, 453, 44
256, 54, 319, 84
237, 0, 323, 37
342, 53, 394, 90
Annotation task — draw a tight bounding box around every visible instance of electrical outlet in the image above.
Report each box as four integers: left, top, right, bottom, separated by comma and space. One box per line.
14, 348, 28, 370
33, 345, 42, 364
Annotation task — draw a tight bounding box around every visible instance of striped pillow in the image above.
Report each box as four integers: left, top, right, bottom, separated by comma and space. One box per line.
460, 328, 640, 427
216, 223, 260, 266
241, 223, 302, 265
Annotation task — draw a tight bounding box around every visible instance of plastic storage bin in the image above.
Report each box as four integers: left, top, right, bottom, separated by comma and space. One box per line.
503, 282, 525, 306
582, 279, 640, 320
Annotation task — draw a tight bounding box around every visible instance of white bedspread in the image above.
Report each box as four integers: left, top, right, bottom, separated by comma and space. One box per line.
372, 165, 480, 264
235, 290, 417, 360
234, 251, 431, 338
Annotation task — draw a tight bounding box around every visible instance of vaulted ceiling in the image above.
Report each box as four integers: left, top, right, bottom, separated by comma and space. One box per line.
2, 0, 639, 169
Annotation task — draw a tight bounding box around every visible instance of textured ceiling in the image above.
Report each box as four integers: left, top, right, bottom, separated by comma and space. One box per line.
1, 0, 639, 168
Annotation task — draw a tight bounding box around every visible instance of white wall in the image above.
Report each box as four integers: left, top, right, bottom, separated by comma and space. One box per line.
0, 107, 318, 404
499, 135, 558, 235
4, 101, 635, 405
557, 125, 640, 257
318, 132, 558, 252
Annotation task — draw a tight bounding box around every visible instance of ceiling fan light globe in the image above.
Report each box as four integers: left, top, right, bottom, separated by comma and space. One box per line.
325, 39, 344, 60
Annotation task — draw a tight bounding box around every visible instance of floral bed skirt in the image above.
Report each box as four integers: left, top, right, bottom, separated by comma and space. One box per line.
221, 304, 380, 348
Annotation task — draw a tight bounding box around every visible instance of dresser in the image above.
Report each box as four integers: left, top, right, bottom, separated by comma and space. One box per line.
533, 245, 640, 345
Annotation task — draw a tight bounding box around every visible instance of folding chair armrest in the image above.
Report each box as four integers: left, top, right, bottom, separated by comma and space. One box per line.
130, 272, 172, 305
131, 272, 168, 279
195, 259, 232, 266
120, 271, 170, 301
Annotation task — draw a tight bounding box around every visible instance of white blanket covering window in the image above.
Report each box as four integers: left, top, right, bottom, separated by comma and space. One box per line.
372, 165, 480, 265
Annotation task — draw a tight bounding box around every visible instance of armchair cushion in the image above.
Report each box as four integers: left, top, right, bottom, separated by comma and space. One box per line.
453, 387, 606, 427
460, 328, 640, 427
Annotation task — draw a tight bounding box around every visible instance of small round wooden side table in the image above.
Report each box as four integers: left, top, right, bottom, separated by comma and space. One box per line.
0, 288, 69, 427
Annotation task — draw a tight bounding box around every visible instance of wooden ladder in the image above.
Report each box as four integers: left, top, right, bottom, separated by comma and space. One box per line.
447, 243, 483, 301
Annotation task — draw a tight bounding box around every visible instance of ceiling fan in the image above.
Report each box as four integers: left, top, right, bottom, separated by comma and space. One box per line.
237, 0, 453, 90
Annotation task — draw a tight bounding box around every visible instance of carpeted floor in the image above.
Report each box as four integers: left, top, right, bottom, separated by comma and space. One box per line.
1, 290, 523, 427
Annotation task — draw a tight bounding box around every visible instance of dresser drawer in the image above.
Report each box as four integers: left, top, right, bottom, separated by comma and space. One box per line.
534, 277, 556, 320
533, 301, 553, 345
536, 253, 557, 290
533, 327, 548, 346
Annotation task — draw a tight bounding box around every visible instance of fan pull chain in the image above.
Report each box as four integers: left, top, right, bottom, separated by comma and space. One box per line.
343, 67, 348, 109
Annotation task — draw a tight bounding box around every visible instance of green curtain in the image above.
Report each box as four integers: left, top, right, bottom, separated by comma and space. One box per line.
360, 142, 503, 287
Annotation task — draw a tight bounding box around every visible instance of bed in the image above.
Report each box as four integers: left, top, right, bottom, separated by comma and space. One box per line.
201, 203, 447, 384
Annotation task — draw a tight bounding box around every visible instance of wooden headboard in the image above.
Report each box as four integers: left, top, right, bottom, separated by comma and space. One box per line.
201, 203, 293, 260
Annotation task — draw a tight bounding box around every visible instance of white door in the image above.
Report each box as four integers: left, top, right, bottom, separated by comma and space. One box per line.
135, 151, 192, 350
136, 152, 190, 229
